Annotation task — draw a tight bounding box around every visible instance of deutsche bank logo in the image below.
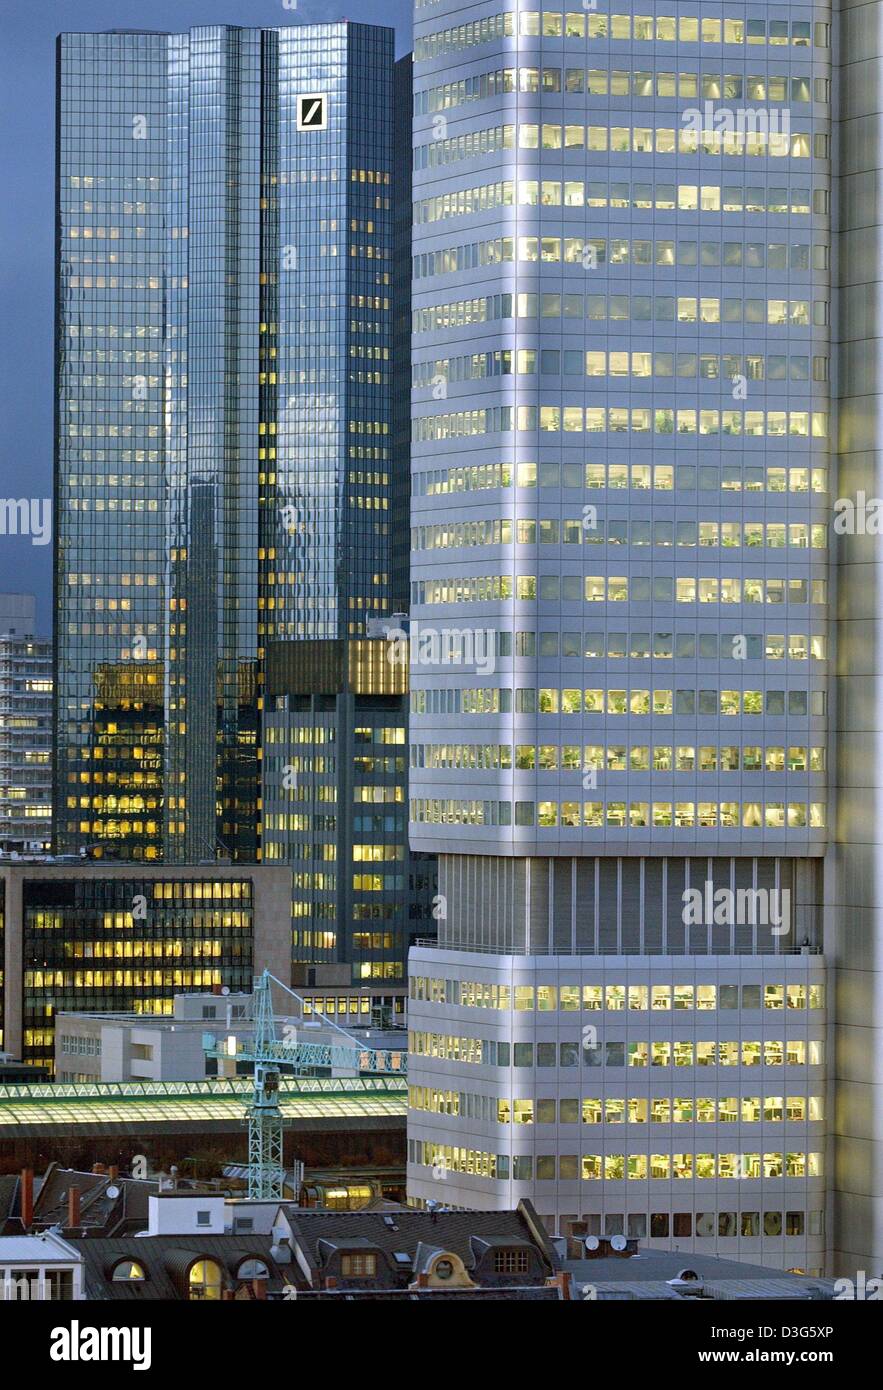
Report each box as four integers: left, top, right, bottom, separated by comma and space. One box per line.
297, 94, 327, 131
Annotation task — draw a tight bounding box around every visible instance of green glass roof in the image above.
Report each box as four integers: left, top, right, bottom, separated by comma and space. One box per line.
0, 1075, 407, 1129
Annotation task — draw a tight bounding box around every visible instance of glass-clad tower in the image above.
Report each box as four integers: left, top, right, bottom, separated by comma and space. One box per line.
408, 2, 835, 1273
55, 29, 170, 861
54, 23, 432, 979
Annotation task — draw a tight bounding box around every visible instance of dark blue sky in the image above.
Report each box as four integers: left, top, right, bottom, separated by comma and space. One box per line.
0, 0, 412, 633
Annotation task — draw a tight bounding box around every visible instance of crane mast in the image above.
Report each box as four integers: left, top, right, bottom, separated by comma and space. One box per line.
204, 970, 406, 1200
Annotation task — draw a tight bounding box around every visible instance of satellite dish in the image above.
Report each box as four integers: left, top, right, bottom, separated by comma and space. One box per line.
610, 1234, 627, 1252
221, 986, 230, 996
584, 1235, 599, 1251
106, 1185, 121, 1200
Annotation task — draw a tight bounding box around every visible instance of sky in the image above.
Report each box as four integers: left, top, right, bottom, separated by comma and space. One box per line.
0, 0, 413, 633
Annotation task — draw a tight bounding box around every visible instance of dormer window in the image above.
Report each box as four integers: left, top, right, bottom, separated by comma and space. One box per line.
493, 1249, 529, 1274
340, 1253, 376, 1278
237, 1258, 269, 1281
111, 1259, 146, 1282
188, 1259, 223, 1301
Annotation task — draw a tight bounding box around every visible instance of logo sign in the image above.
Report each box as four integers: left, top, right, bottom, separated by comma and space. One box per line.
297, 94, 327, 131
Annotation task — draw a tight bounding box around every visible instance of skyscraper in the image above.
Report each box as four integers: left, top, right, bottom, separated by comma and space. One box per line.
406, 2, 845, 1274
54, 23, 433, 979
0, 595, 52, 856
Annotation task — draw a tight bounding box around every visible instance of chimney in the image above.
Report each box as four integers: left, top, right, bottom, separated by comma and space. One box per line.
67, 1186, 81, 1229
108, 1165, 119, 1181
92, 1163, 107, 1175
545, 1270, 573, 1300
252, 1278, 267, 1301
324, 1275, 338, 1289
20, 1168, 33, 1230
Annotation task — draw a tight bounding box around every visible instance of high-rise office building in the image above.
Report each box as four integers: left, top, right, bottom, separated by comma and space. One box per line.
255, 45, 437, 984
54, 24, 433, 979
405, 2, 854, 1275
0, 862, 292, 1071
0, 595, 52, 856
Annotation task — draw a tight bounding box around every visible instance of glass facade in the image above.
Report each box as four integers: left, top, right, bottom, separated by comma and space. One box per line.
54, 24, 431, 978
18, 875, 255, 1072
54, 22, 401, 863
55, 31, 169, 861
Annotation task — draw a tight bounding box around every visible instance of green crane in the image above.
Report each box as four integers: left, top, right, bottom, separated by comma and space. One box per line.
203, 970, 406, 1200
247, 971, 285, 1200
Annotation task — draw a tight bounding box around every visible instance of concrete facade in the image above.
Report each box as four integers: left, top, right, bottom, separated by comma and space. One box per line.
403, 0, 863, 1280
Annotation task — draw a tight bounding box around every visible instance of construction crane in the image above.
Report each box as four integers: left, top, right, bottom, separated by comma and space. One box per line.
202, 970, 407, 1200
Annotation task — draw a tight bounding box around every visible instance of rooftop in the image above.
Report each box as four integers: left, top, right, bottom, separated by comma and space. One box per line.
0, 1076, 406, 1138
564, 1249, 838, 1300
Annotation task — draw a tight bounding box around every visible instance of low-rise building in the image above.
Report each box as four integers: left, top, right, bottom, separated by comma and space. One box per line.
0, 594, 52, 857
65, 1193, 566, 1300
0, 1231, 83, 1301
55, 993, 254, 1083
0, 862, 292, 1071
54, 989, 407, 1085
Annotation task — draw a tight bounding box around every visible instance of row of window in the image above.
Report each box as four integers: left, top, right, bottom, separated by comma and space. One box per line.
413, 291, 828, 334
414, 462, 828, 497
409, 1035, 823, 1068
31, 910, 251, 931
414, 178, 820, 223
57, 1035, 102, 1056
410, 1088, 824, 1124
415, 351, 826, 387
424, 688, 823, 718
417, 122, 821, 166
25, 969, 224, 988
410, 979, 825, 1011
413, 520, 829, 552
413, 687, 827, 718
414, 11, 513, 58
413, 234, 826, 280
415, 1144, 824, 1182
412, 576, 828, 607
415, 12, 823, 54
414, 744, 827, 774
414, 405, 829, 441
590, 1209, 818, 1239
410, 798, 827, 830
59, 942, 230, 959
415, 54, 824, 115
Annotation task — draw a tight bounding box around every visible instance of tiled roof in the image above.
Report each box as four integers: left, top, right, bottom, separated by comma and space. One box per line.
295, 1286, 563, 1301
282, 1199, 559, 1278
31, 1166, 158, 1234
74, 1234, 291, 1301
283, 1200, 559, 1284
